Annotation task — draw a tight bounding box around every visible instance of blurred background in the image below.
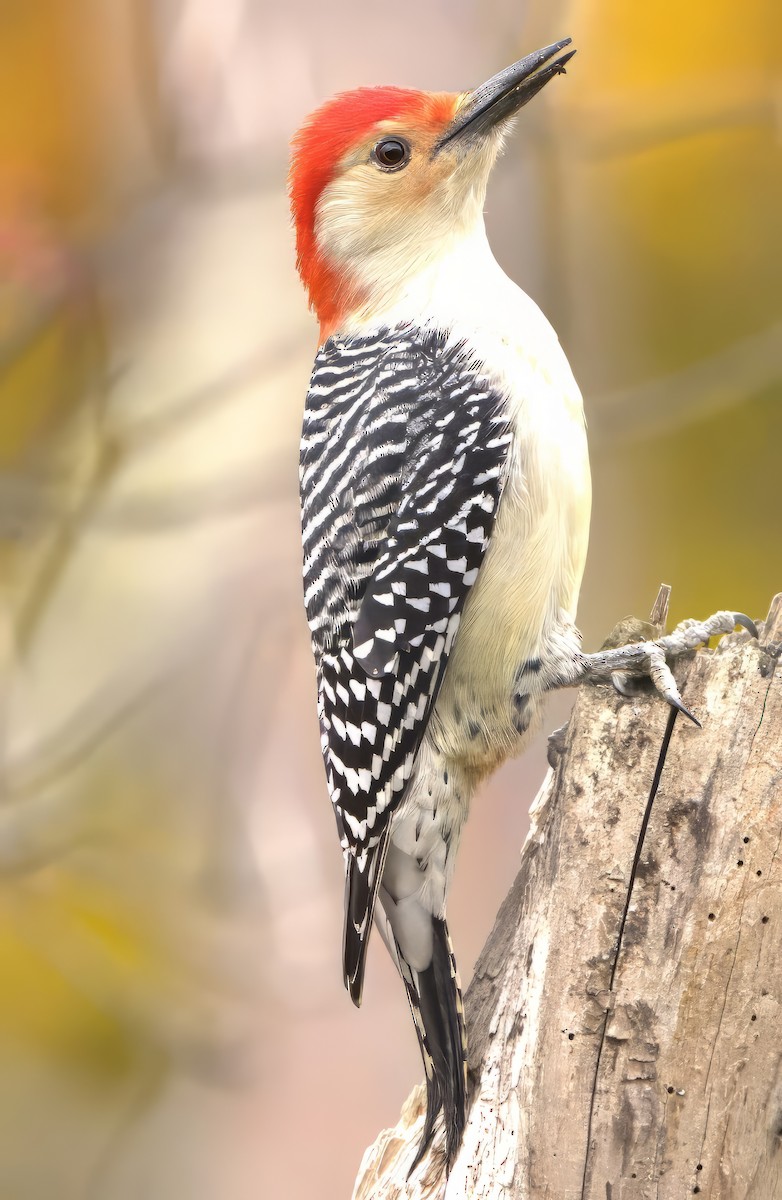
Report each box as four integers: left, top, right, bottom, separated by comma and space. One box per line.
0, 2, 779, 1197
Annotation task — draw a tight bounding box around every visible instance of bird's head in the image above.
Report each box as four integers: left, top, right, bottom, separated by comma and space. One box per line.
289, 40, 575, 339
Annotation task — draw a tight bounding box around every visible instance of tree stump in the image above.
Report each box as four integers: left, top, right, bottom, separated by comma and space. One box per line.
353, 594, 782, 1200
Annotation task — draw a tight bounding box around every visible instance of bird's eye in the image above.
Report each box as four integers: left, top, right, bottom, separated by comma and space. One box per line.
371, 137, 411, 172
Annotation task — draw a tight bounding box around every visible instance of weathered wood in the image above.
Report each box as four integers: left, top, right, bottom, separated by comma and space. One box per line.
354, 594, 782, 1200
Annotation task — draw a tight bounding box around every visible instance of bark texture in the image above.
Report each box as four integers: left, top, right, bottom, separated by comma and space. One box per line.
353, 594, 782, 1200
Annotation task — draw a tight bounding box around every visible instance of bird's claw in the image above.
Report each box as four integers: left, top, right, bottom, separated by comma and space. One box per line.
647, 645, 701, 727
569, 608, 757, 724
733, 612, 759, 640
660, 610, 758, 654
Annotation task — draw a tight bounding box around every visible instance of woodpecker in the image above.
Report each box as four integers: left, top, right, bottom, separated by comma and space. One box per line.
289, 40, 756, 1171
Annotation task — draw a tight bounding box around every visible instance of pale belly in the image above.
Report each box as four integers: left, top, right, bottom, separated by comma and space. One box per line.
429, 347, 592, 779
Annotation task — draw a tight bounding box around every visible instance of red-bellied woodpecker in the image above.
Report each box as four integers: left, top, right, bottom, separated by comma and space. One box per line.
289, 40, 757, 1172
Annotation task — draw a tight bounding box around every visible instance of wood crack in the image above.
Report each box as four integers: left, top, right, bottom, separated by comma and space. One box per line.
579, 705, 680, 1199
704, 898, 746, 1093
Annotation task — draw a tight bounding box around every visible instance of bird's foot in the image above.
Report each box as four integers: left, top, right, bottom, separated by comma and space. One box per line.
563, 610, 758, 726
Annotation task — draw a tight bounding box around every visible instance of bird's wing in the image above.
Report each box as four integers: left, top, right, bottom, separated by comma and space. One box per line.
302, 327, 513, 1003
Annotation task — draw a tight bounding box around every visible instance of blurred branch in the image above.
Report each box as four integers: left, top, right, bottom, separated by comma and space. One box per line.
0, 464, 290, 536
590, 320, 782, 446
0, 295, 63, 379
130, 0, 183, 173
0, 330, 307, 540
1, 665, 177, 801
109, 334, 308, 452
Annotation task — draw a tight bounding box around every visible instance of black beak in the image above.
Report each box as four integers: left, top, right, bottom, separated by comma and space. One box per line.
435, 39, 576, 152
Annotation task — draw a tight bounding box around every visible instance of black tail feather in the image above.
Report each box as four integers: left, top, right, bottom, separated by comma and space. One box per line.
400, 917, 468, 1174
343, 828, 391, 1006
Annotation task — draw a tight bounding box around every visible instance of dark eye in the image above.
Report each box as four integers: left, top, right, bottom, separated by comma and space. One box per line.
371, 137, 411, 171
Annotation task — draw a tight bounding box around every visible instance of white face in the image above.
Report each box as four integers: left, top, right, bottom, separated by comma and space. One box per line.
314, 109, 504, 311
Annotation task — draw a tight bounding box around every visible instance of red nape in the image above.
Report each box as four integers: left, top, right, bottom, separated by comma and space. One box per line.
289, 86, 456, 338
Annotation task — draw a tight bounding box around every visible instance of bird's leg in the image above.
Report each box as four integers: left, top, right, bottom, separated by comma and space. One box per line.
553, 610, 758, 725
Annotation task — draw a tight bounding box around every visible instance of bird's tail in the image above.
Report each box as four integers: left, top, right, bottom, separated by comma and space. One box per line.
343, 827, 391, 1006
397, 916, 468, 1173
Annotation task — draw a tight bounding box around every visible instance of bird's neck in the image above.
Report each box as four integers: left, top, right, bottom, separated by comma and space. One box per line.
331, 218, 510, 342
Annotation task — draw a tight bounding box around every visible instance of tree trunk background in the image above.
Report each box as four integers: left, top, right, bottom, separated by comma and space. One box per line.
353, 594, 782, 1200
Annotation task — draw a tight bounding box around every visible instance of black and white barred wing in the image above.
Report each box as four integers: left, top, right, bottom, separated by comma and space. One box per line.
352, 379, 513, 677
301, 329, 512, 1003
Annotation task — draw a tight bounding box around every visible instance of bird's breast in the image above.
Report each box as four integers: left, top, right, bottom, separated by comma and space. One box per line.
431, 305, 592, 773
